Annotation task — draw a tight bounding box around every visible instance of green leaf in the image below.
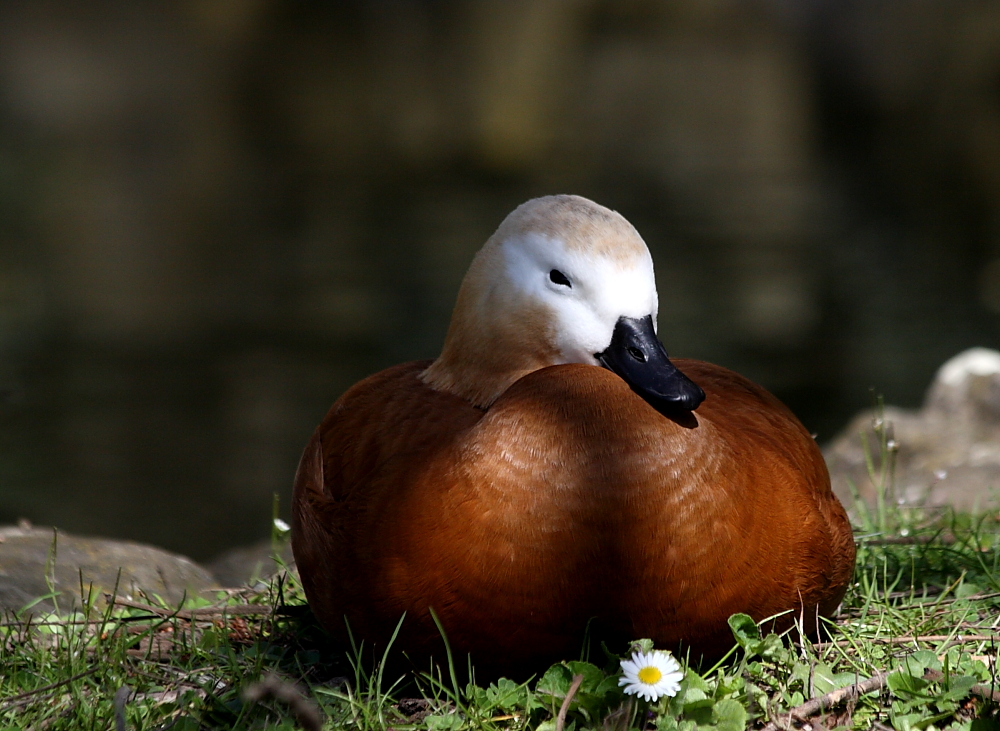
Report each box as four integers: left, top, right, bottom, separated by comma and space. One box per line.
466, 684, 488, 708
564, 661, 605, 694
955, 581, 983, 598
812, 663, 856, 695
680, 687, 708, 706
539, 721, 574, 731
561, 661, 619, 721
937, 674, 978, 702
887, 670, 930, 696
964, 657, 991, 683
889, 710, 924, 731
683, 670, 711, 694
680, 683, 714, 726
592, 674, 625, 700
922, 709, 962, 728
784, 690, 804, 707
683, 701, 714, 726
790, 662, 811, 687
905, 650, 941, 673
425, 713, 463, 730
536, 664, 573, 698
600, 641, 623, 673
756, 633, 786, 661
712, 698, 748, 731
485, 677, 526, 711
683, 697, 714, 714
715, 673, 745, 697
727, 614, 759, 650
629, 638, 656, 654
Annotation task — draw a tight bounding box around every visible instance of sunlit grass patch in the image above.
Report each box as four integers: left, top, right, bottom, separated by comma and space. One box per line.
3, 512, 998, 730
0, 549, 355, 730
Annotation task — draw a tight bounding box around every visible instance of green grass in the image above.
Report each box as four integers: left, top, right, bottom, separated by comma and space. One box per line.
2, 518, 999, 730
2, 414, 1000, 729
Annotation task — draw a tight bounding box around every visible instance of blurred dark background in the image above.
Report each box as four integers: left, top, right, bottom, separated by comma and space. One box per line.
1, 0, 999, 561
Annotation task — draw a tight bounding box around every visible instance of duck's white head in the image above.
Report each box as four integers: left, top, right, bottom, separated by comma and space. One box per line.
422, 195, 703, 411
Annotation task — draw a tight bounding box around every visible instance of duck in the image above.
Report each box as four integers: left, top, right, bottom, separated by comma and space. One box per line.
291, 194, 856, 678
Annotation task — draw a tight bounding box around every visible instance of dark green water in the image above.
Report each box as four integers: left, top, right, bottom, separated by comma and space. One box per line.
1, 1, 999, 560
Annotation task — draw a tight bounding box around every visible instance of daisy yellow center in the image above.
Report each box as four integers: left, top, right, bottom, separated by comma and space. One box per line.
637, 666, 662, 684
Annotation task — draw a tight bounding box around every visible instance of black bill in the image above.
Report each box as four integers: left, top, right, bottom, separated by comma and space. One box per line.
595, 315, 705, 413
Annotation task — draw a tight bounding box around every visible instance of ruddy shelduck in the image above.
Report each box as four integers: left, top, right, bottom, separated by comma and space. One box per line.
291, 194, 855, 677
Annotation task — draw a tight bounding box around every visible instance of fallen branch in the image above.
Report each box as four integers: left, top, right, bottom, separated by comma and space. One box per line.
923, 669, 1000, 704
761, 671, 889, 731
761, 663, 1000, 731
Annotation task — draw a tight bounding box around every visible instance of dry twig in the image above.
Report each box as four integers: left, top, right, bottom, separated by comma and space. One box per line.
761, 663, 1000, 731
923, 669, 1000, 703
761, 671, 889, 731
555, 674, 585, 731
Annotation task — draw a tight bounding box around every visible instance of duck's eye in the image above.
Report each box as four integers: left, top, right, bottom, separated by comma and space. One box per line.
549, 269, 572, 288
627, 346, 646, 362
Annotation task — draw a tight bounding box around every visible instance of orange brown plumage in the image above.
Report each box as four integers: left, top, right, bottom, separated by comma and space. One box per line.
291, 195, 855, 678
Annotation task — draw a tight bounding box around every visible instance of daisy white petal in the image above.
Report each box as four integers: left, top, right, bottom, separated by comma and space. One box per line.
618, 649, 683, 702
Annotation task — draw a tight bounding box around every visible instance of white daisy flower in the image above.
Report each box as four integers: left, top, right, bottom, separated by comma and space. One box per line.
618, 649, 683, 702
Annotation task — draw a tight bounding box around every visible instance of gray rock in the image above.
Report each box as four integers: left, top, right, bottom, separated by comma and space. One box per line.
0, 522, 217, 614
825, 348, 1000, 514
206, 538, 294, 588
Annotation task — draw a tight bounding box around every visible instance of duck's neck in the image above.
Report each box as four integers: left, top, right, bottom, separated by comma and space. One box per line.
421, 340, 554, 409
421, 312, 558, 409
420, 247, 559, 408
